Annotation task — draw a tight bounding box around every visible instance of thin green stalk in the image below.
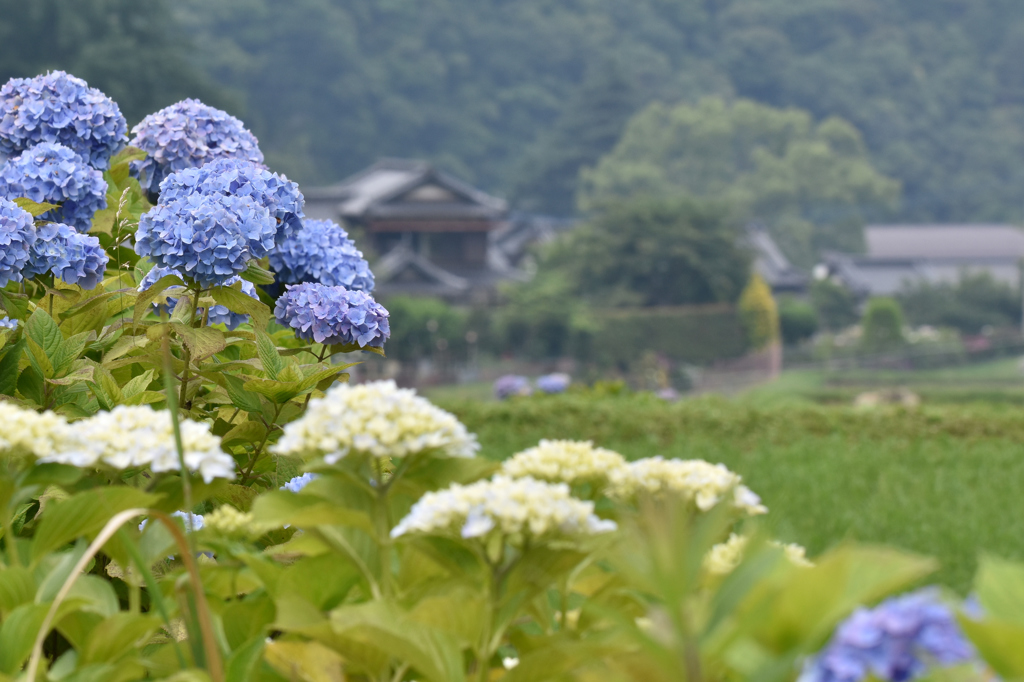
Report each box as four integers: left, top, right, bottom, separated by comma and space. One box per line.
177, 287, 203, 409
373, 457, 394, 597
301, 344, 331, 410
162, 333, 194, 537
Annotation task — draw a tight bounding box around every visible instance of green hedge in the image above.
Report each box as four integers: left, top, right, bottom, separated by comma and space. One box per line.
592, 304, 749, 366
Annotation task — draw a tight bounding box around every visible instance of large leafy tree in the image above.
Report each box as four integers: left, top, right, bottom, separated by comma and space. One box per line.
580, 98, 900, 266
530, 196, 750, 308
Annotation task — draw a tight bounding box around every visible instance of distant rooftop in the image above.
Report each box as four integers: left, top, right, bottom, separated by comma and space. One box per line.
865, 224, 1024, 260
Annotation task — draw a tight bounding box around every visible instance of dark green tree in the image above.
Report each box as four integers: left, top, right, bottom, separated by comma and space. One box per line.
810, 279, 859, 332
0, 0, 222, 125
897, 272, 1021, 334
861, 297, 906, 353
509, 63, 638, 216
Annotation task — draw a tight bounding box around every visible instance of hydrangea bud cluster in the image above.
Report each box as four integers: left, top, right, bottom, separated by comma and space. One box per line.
0, 317, 17, 331
24, 222, 108, 289
536, 373, 571, 394
391, 475, 618, 541
138, 265, 259, 330
274, 282, 390, 348
158, 158, 304, 243
0, 198, 34, 286
0, 71, 127, 168
799, 588, 977, 682
39, 405, 236, 483
704, 533, 812, 575
273, 380, 479, 463
204, 506, 266, 538
608, 456, 767, 516
0, 142, 107, 232
134, 190, 276, 288
501, 440, 627, 488
269, 218, 374, 291
494, 374, 531, 399
0, 402, 73, 459
130, 99, 265, 194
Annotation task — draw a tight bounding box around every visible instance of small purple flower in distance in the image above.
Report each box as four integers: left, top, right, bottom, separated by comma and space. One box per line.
494, 375, 531, 400
536, 373, 571, 394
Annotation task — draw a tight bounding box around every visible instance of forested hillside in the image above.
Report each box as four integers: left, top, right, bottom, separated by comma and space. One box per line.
3, 1, 1024, 225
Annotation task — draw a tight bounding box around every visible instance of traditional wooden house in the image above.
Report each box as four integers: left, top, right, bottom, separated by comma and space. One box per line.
303, 159, 524, 301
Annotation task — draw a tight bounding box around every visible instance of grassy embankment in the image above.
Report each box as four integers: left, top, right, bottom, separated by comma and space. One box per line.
434, 388, 1024, 592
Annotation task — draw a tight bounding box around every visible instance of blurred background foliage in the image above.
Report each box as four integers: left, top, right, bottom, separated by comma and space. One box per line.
8, 0, 1024, 227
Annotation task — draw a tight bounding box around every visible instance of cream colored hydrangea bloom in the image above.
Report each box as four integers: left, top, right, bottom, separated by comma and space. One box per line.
501, 439, 627, 486
391, 475, 617, 541
609, 456, 767, 516
41, 405, 235, 482
704, 533, 813, 575
0, 402, 73, 458
272, 380, 479, 463
204, 506, 266, 537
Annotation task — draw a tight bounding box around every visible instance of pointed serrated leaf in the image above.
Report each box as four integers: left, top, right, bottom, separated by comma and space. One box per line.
133, 274, 185, 323
12, 197, 59, 217
256, 330, 285, 380
210, 285, 270, 327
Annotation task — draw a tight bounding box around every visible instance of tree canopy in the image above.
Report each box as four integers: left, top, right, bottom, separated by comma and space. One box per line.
580, 98, 900, 265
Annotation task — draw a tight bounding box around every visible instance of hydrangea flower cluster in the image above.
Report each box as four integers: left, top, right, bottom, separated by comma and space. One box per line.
0, 197, 34, 286
0, 402, 73, 459
280, 472, 318, 492
138, 265, 259, 330
272, 380, 479, 463
130, 99, 265, 194
39, 405, 236, 483
24, 222, 108, 289
608, 456, 767, 516
494, 375, 531, 399
0, 317, 17, 330
158, 158, 304, 243
391, 475, 618, 541
799, 588, 977, 682
0, 142, 107, 231
134, 190, 275, 288
269, 219, 374, 291
204, 506, 266, 538
704, 533, 812, 575
274, 283, 390, 348
501, 440, 627, 487
0, 71, 127, 168
536, 373, 571, 394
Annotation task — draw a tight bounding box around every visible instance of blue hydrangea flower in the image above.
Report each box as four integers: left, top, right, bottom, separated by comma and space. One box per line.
799, 588, 977, 682
280, 472, 318, 493
0, 197, 35, 286
0, 142, 107, 232
138, 265, 259, 330
135, 190, 276, 288
269, 218, 374, 291
494, 375, 531, 400
536, 373, 571, 394
159, 158, 303, 243
22, 222, 108, 289
274, 283, 390, 348
0, 317, 17, 331
0, 71, 127, 169
129, 99, 265, 194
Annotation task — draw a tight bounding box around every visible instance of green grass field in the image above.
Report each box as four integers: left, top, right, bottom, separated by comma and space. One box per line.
434, 391, 1024, 592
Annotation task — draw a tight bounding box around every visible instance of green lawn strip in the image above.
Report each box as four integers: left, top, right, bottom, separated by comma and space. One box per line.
439, 394, 1024, 592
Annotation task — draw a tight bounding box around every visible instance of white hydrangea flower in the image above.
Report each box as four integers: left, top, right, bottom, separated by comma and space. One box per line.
41, 405, 235, 482
704, 533, 813, 575
501, 440, 627, 486
0, 402, 73, 458
272, 380, 479, 463
391, 475, 617, 542
609, 456, 767, 516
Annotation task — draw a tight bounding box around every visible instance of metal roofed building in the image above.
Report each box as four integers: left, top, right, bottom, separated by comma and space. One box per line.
744, 223, 808, 294
304, 158, 525, 301
822, 223, 1024, 296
